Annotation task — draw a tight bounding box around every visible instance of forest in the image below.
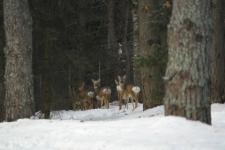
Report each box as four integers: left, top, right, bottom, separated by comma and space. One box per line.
0, 0, 225, 149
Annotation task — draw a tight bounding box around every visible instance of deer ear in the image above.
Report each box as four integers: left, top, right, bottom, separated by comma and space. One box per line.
115, 79, 118, 85
79, 82, 85, 90
123, 75, 127, 80
91, 79, 95, 83
118, 76, 121, 81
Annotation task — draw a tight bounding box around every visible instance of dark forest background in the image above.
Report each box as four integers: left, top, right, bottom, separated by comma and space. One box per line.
1, 0, 137, 111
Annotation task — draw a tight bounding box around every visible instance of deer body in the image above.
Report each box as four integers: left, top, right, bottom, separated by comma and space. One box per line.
78, 82, 95, 110
115, 75, 140, 110
92, 79, 111, 108
79, 90, 95, 110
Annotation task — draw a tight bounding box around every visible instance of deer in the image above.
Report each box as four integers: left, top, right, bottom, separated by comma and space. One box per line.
91, 79, 111, 109
77, 82, 95, 110
115, 75, 141, 110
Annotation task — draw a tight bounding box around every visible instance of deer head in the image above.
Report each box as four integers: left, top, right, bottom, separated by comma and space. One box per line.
78, 82, 85, 91
91, 79, 101, 91
115, 75, 127, 89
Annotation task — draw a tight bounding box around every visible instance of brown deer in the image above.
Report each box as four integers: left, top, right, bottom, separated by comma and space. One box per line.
91, 79, 111, 108
115, 75, 141, 110
77, 82, 95, 110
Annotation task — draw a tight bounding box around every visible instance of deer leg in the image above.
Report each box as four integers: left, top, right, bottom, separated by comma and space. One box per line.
86, 100, 89, 110
81, 101, 84, 110
106, 97, 109, 109
106, 96, 109, 109
125, 98, 129, 110
119, 101, 122, 110
84, 101, 87, 110
90, 99, 93, 109
124, 99, 126, 111
101, 98, 104, 108
119, 95, 122, 110
135, 97, 138, 108
130, 97, 135, 110
104, 97, 107, 108
83, 102, 86, 110
90, 100, 93, 109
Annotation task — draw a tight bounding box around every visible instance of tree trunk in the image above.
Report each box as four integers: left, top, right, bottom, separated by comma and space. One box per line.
42, 29, 52, 119
138, 0, 167, 110
164, 0, 212, 124
132, 0, 142, 87
114, 0, 134, 83
210, 0, 225, 103
4, 0, 34, 121
123, 1, 132, 83
107, 0, 116, 50
0, 0, 5, 122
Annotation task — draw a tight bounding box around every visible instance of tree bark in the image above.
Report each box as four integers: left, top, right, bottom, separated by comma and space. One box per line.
42, 29, 52, 119
0, 0, 5, 121
210, 0, 225, 103
164, 0, 212, 124
123, 1, 132, 83
114, 0, 134, 83
3, 0, 34, 121
107, 0, 115, 50
132, 0, 141, 86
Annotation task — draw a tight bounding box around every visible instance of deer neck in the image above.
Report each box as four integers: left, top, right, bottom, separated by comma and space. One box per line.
117, 84, 125, 93
94, 87, 100, 94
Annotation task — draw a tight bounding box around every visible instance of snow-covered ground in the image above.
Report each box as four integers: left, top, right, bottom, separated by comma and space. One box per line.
0, 103, 225, 150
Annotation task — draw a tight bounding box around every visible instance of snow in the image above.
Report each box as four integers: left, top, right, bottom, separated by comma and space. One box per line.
0, 103, 225, 150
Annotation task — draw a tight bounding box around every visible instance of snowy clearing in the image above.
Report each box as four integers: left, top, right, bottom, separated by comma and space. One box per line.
0, 103, 225, 150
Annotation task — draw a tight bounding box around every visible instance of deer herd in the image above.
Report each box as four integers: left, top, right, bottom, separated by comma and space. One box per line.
74, 75, 141, 111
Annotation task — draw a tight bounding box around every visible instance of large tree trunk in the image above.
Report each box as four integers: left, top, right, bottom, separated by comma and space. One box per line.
164, 0, 212, 124
3, 0, 34, 121
138, 0, 167, 110
0, 0, 5, 122
210, 0, 225, 103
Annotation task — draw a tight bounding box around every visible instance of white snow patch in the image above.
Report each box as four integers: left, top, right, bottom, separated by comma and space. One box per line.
0, 103, 225, 150
33, 103, 146, 121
